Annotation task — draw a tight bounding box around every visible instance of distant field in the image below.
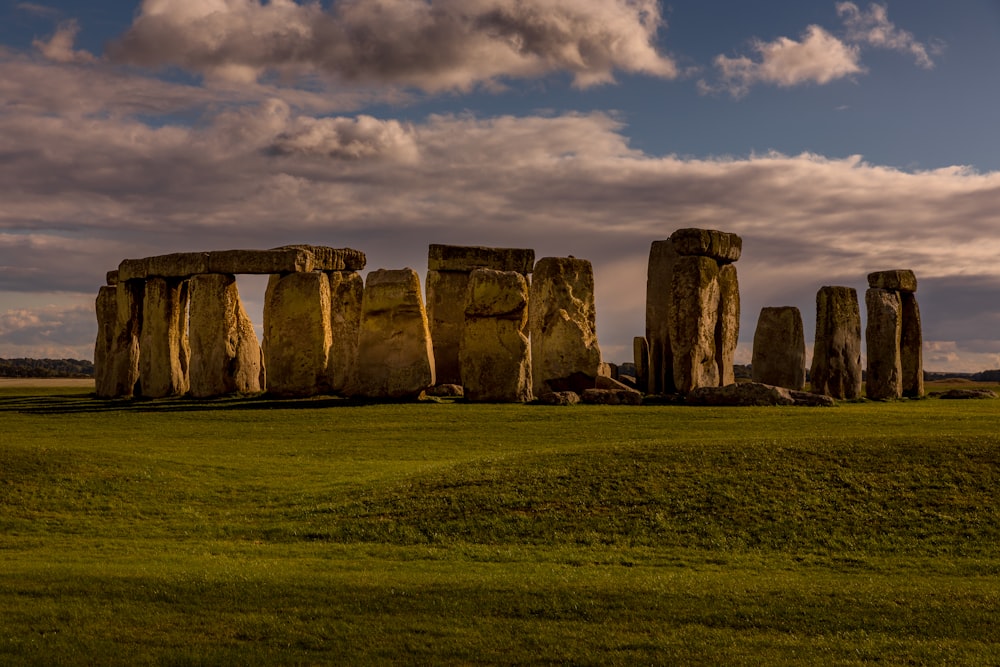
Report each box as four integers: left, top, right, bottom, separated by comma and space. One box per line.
1, 388, 998, 665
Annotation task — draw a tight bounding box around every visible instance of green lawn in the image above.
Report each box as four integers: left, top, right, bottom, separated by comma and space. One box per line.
1, 386, 999, 665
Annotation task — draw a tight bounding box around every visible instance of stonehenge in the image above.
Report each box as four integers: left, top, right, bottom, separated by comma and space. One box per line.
92, 233, 927, 407
866, 270, 923, 399
644, 228, 741, 395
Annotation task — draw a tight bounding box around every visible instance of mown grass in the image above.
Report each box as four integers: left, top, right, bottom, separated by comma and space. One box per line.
1, 386, 999, 665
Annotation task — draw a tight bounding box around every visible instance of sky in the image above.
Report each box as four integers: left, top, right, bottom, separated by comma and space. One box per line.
1, 0, 999, 372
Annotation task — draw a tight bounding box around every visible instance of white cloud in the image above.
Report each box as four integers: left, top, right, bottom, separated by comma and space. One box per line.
837, 2, 937, 68
32, 20, 97, 64
0, 302, 96, 360
107, 0, 677, 91
702, 25, 863, 97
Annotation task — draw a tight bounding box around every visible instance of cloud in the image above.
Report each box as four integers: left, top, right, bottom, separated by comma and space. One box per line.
837, 2, 937, 68
32, 20, 97, 64
701, 25, 862, 97
0, 302, 96, 359
107, 0, 677, 91
15, 2, 61, 18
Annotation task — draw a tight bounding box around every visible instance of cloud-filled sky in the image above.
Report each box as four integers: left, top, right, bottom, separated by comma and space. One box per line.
2, 0, 999, 372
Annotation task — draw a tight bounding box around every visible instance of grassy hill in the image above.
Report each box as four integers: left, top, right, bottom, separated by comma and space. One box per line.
1, 388, 998, 664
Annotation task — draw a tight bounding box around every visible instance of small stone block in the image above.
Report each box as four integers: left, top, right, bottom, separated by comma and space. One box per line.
106, 270, 119, 286
428, 244, 535, 274
669, 228, 742, 262
867, 269, 917, 293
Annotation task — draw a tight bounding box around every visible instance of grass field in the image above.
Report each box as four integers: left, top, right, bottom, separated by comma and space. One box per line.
1, 383, 999, 665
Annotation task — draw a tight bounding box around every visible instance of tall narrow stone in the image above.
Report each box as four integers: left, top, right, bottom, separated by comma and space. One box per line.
327, 271, 364, 395
810, 286, 862, 399
645, 240, 679, 394
188, 274, 262, 398
108, 280, 143, 398
352, 268, 435, 399
529, 257, 602, 396
901, 292, 924, 398
460, 268, 532, 402
93, 286, 118, 398
633, 336, 650, 393
670, 255, 720, 394
716, 263, 740, 386
139, 277, 190, 398
752, 306, 805, 390
866, 288, 903, 400
263, 272, 332, 397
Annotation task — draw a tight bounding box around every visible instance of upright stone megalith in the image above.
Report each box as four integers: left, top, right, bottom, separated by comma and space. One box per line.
263, 272, 332, 397
94, 285, 118, 399
327, 271, 364, 395
645, 228, 741, 395
866, 269, 923, 399
426, 245, 534, 386
108, 280, 143, 398
138, 277, 190, 398
529, 257, 602, 396
633, 336, 650, 393
460, 268, 532, 402
188, 273, 262, 398
810, 286, 862, 399
353, 268, 435, 399
752, 306, 806, 390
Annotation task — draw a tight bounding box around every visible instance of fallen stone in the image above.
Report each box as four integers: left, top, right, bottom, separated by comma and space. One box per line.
352, 268, 435, 399
938, 388, 998, 399
263, 272, 333, 397
426, 384, 464, 397
865, 288, 903, 400
787, 390, 836, 407
581, 388, 643, 405
595, 375, 641, 394
538, 391, 581, 406
687, 382, 795, 406
810, 286, 863, 399
670, 255, 720, 393
460, 268, 532, 402
529, 257, 602, 398
138, 277, 190, 398
327, 271, 364, 395
645, 239, 679, 394
752, 306, 806, 390
427, 244, 535, 274
868, 269, 917, 293
670, 228, 742, 263
188, 273, 262, 397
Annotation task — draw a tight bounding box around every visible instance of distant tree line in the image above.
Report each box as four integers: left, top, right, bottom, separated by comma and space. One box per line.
0, 358, 94, 378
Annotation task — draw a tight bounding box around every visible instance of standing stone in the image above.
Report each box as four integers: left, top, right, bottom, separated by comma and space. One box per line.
139, 277, 190, 398
670, 255, 720, 394
426, 245, 534, 386
529, 257, 602, 397
188, 274, 262, 398
107, 280, 143, 398
633, 336, 650, 394
327, 271, 364, 395
810, 286, 862, 399
93, 286, 118, 398
866, 288, 903, 399
263, 272, 332, 397
460, 268, 532, 402
901, 292, 924, 398
751, 306, 805, 390
645, 240, 679, 394
716, 263, 740, 386
352, 268, 435, 399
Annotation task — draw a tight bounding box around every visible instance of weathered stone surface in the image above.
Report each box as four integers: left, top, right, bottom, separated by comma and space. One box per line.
538, 391, 581, 405
209, 248, 313, 275
271, 246, 366, 272
460, 268, 532, 402
716, 263, 740, 387
93, 286, 118, 398
633, 336, 650, 394
810, 286, 863, 399
138, 277, 190, 398
106, 270, 119, 286
670, 255, 720, 394
645, 240, 678, 394
426, 383, 464, 397
687, 382, 794, 406
581, 388, 643, 405
868, 269, 917, 293
751, 306, 805, 390
263, 272, 332, 397
595, 375, 641, 394
187, 274, 262, 398
670, 228, 742, 263
939, 388, 997, 399
106, 281, 143, 398
428, 244, 534, 274
425, 270, 469, 385
866, 288, 903, 400
529, 257, 602, 397
901, 292, 924, 398
119, 248, 332, 280
788, 390, 837, 407
352, 268, 435, 399
327, 271, 364, 395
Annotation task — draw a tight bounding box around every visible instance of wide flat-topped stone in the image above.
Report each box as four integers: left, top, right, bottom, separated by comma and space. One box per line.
868, 269, 917, 293
669, 228, 742, 262
117, 247, 364, 280
428, 244, 534, 274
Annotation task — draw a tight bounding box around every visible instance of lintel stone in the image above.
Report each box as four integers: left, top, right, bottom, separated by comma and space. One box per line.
428, 244, 534, 274
118, 247, 365, 280
670, 228, 742, 263
868, 269, 917, 293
